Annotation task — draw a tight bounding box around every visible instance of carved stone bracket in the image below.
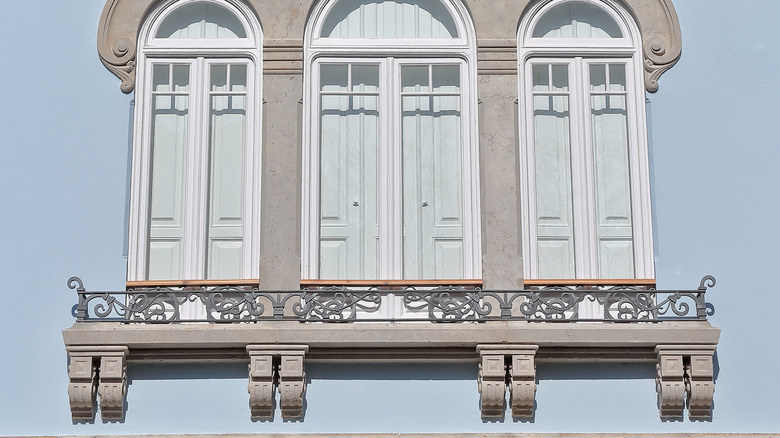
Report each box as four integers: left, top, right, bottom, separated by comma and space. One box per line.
66, 346, 128, 421
248, 353, 275, 420
67, 355, 97, 420
477, 345, 539, 419
246, 345, 308, 420
656, 345, 716, 420
509, 350, 538, 418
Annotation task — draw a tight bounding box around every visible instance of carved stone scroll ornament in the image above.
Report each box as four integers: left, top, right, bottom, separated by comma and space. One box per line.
66, 346, 129, 421
246, 345, 309, 420
625, 0, 683, 93
97, 0, 148, 93
477, 345, 539, 419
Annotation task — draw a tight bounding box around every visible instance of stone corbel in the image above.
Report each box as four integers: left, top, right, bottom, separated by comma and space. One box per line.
686, 349, 716, 420
66, 346, 129, 421
477, 352, 506, 418
477, 345, 538, 419
67, 354, 97, 420
246, 345, 308, 420
656, 345, 716, 420
247, 353, 275, 420
509, 348, 538, 418
278, 352, 307, 418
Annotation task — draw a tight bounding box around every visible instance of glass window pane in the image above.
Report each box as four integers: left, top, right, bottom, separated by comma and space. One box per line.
533, 1, 622, 38
231, 65, 247, 92
210, 65, 228, 92
320, 0, 458, 39
552, 65, 569, 91
590, 64, 607, 92
351, 64, 379, 92
172, 65, 190, 92
609, 64, 626, 92
402, 65, 430, 92
532, 64, 549, 92
156, 2, 247, 39
321, 64, 349, 92
432, 65, 460, 92
153, 65, 170, 92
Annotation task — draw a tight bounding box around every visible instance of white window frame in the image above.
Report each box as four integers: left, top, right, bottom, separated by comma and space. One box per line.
301, 0, 481, 280
518, 0, 655, 280
127, 0, 263, 281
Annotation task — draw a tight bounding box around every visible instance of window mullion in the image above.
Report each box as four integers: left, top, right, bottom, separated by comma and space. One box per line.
185, 57, 209, 279
570, 57, 597, 279
381, 57, 403, 279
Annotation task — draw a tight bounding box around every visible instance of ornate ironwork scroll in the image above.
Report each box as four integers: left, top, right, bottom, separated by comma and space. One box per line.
67, 276, 714, 323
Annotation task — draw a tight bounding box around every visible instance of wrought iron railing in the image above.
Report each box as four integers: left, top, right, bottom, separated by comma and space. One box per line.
67, 276, 715, 323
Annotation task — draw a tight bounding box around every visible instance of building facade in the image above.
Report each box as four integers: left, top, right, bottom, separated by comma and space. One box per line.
0, 0, 779, 435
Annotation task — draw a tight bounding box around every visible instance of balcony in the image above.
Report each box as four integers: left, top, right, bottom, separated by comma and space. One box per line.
62, 276, 720, 422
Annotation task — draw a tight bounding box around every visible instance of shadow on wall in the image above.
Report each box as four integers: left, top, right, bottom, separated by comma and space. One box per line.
537, 362, 656, 380
127, 361, 683, 382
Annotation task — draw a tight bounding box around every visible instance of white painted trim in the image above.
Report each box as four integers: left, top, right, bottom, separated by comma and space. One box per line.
128, 0, 262, 281
517, 0, 654, 280
144, 0, 259, 49
307, 0, 471, 48
301, 0, 480, 280
521, 0, 636, 48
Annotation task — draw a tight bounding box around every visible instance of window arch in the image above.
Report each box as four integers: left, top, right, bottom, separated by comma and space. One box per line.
518, 0, 654, 280
127, 0, 262, 282
301, 0, 480, 281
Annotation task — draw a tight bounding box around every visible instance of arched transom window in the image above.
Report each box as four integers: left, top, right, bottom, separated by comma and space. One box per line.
127, 0, 262, 282
518, 0, 654, 280
302, 0, 480, 281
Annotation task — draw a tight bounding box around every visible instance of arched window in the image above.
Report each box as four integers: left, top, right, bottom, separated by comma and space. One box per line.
127, 0, 262, 282
302, 0, 480, 281
518, 0, 654, 280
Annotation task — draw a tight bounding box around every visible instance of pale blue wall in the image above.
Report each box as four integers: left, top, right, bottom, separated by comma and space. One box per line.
1, 0, 779, 435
